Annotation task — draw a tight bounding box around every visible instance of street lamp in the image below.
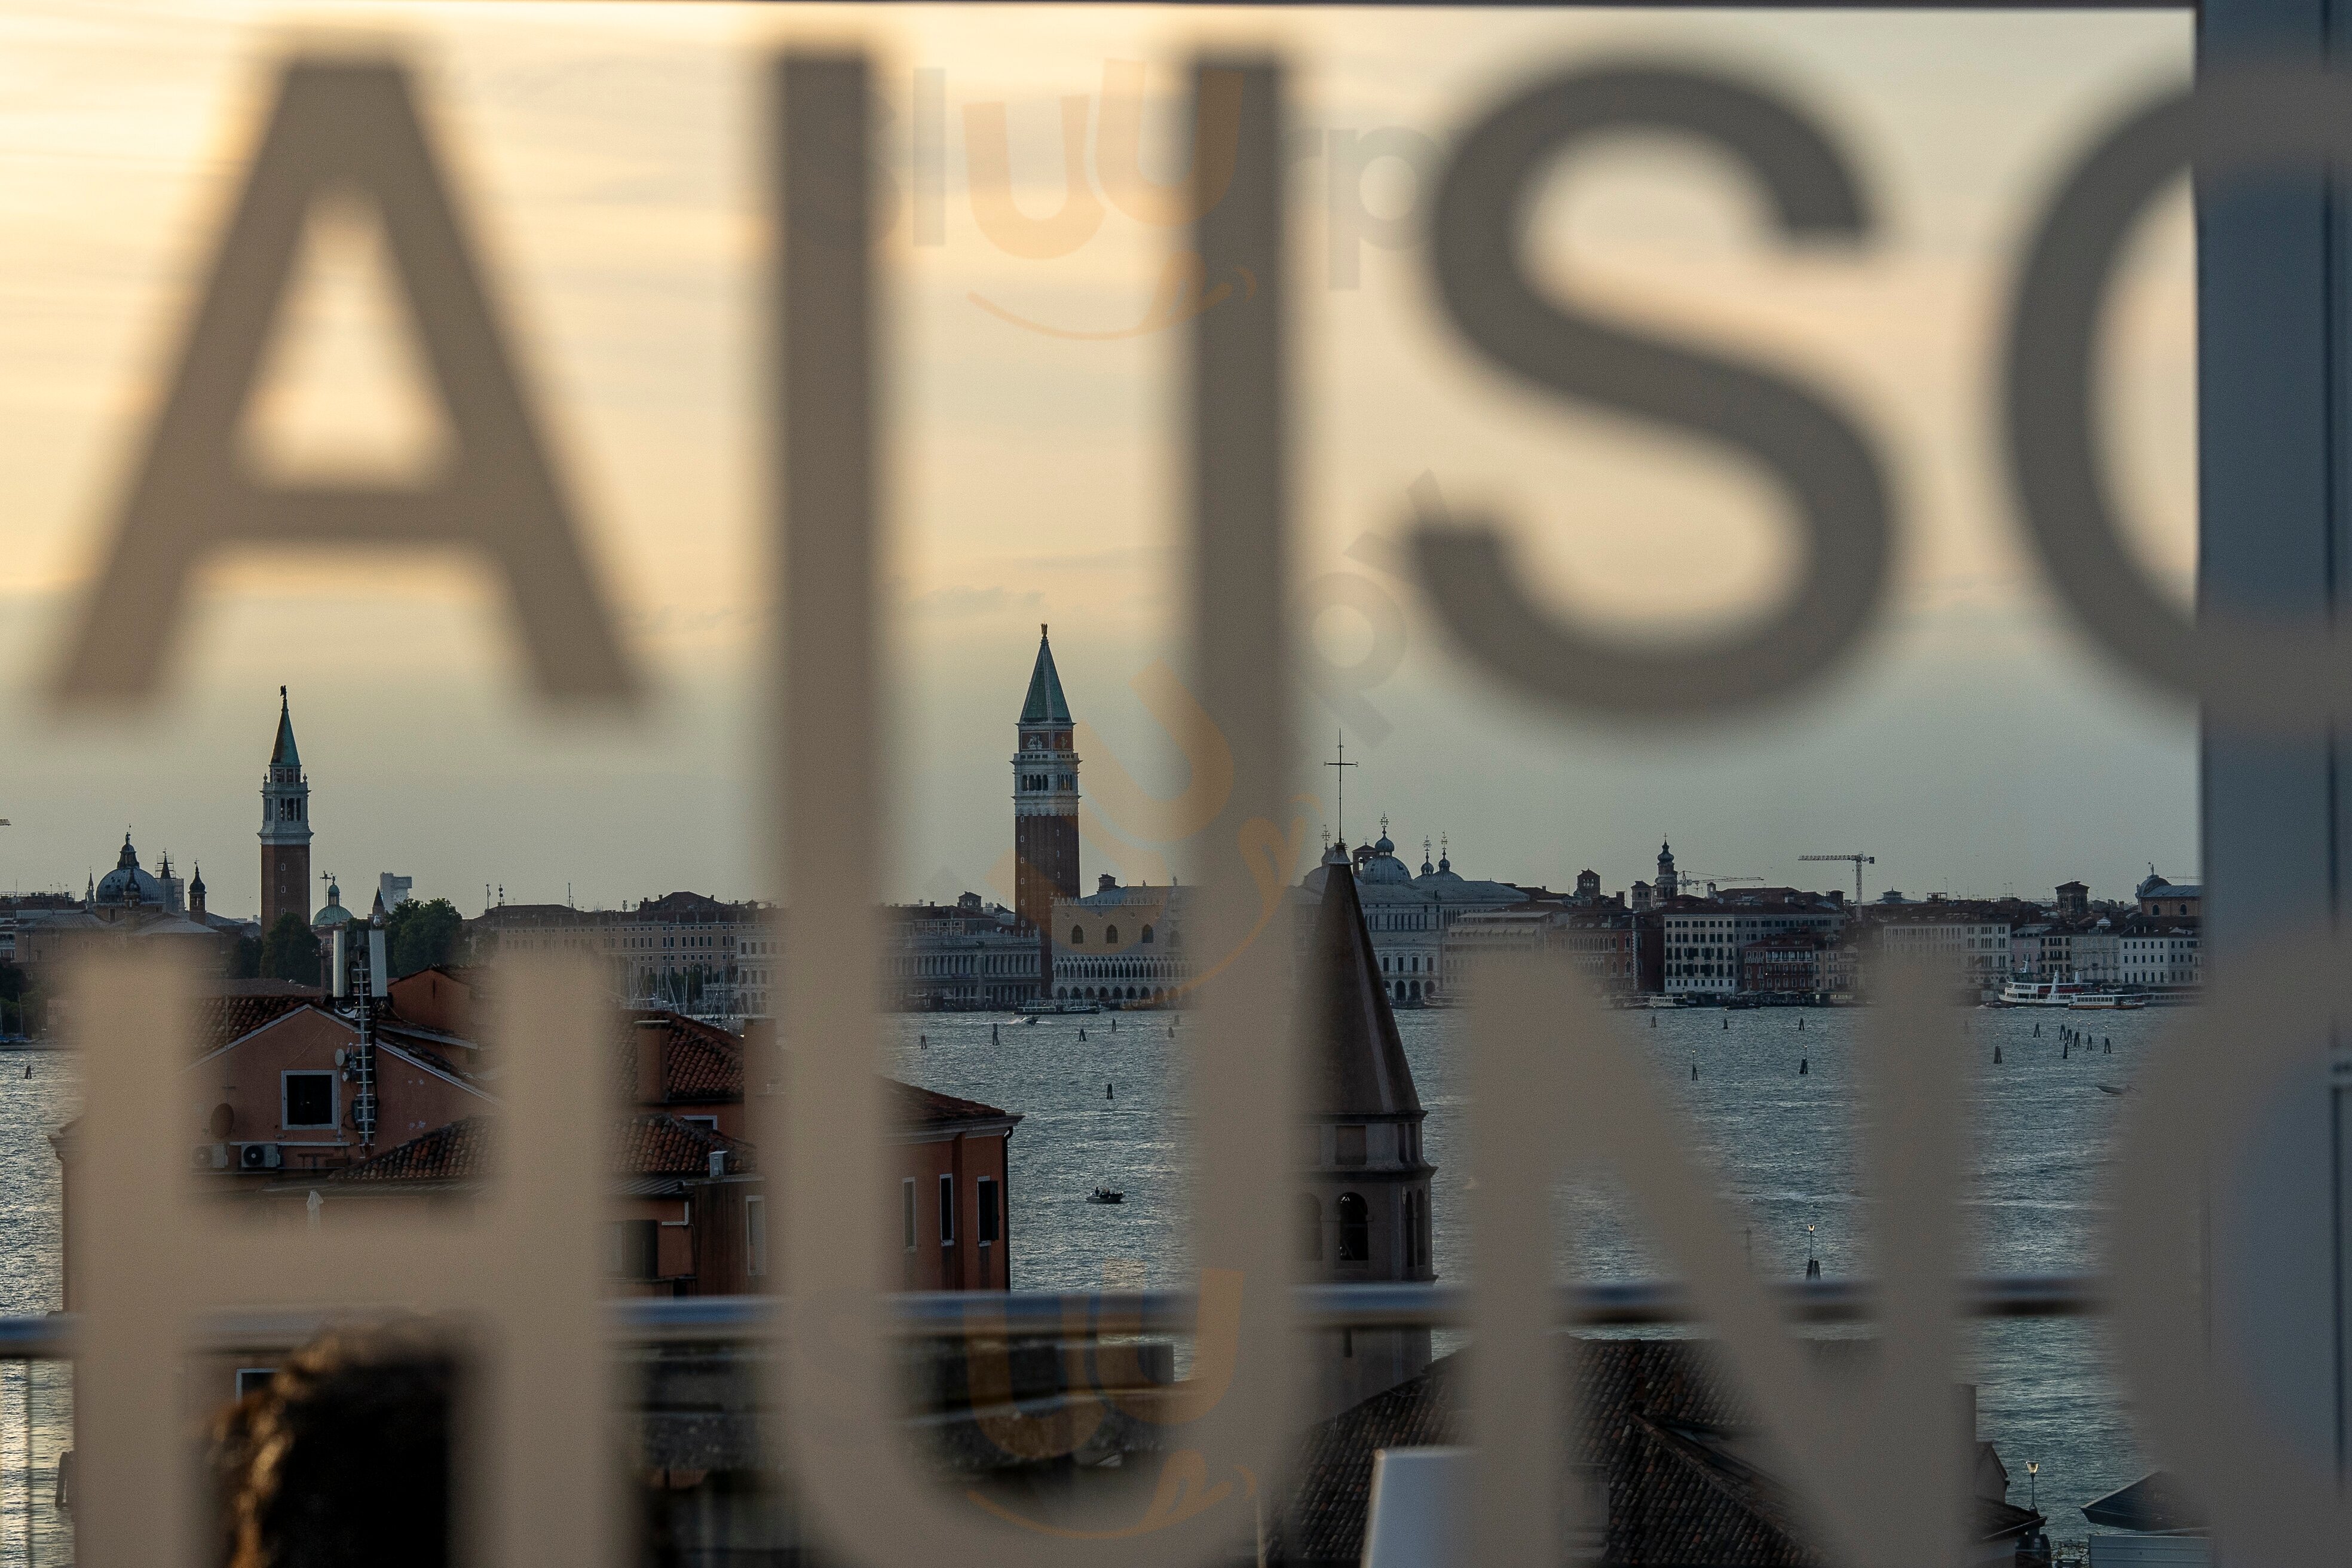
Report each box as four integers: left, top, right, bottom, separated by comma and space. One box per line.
2025, 1461, 2039, 1512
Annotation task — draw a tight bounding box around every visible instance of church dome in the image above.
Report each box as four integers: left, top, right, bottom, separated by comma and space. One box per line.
314, 878, 353, 927
94, 834, 166, 906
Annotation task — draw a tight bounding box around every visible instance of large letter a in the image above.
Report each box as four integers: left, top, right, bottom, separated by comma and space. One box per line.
53, 54, 638, 704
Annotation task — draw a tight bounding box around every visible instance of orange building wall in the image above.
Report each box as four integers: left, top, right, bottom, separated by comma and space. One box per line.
894, 1131, 1012, 1293
189, 1008, 486, 1175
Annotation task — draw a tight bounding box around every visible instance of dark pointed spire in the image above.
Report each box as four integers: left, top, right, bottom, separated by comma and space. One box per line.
1019, 624, 1073, 724
1304, 855, 1421, 1117
271, 685, 301, 768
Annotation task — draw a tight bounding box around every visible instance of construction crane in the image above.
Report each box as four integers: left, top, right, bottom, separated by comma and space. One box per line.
1801, 853, 1875, 904
1682, 872, 1762, 896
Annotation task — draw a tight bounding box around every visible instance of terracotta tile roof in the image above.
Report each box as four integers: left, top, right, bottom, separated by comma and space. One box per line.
191, 995, 324, 1056
329, 1113, 751, 1185
329, 1117, 491, 1184
1270, 1342, 2045, 1568
890, 1080, 1016, 1126
618, 1010, 745, 1103
612, 1113, 754, 1176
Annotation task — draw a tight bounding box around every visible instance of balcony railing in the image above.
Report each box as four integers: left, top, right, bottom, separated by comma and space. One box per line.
0, 1273, 2105, 1358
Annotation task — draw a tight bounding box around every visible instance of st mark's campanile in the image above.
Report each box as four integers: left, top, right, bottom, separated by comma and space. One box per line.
1012, 626, 1079, 993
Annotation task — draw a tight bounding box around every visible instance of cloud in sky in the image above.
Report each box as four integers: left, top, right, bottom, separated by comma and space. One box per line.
0, 2, 2195, 915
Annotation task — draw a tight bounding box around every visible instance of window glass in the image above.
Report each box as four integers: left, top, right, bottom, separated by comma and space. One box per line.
283, 1072, 333, 1129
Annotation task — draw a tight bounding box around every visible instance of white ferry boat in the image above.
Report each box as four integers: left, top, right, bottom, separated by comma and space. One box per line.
1018, 999, 1101, 1016
1995, 981, 2088, 1007
2066, 992, 2148, 1011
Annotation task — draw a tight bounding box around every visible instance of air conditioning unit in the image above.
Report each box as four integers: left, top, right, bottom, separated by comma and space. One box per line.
238, 1143, 281, 1172
191, 1143, 228, 1171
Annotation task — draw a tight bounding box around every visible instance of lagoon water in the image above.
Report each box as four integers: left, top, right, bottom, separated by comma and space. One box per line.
886, 1001, 2161, 1544
0, 1004, 2161, 1558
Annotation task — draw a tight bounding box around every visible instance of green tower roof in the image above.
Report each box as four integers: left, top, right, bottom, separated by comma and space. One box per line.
271, 686, 301, 768
1019, 625, 1072, 725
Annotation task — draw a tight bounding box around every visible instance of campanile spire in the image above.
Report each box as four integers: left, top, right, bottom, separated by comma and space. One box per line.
259, 686, 313, 933
1012, 626, 1080, 994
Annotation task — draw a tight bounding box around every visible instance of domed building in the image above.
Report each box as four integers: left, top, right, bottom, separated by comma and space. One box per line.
313, 877, 357, 935
92, 832, 170, 917
1296, 819, 1529, 1006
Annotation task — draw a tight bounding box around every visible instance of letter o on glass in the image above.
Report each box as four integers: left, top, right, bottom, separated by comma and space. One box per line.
2005, 69, 2352, 733
1418, 66, 1892, 720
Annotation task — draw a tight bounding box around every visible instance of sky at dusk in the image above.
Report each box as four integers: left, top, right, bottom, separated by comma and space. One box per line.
0, 3, 2197, 920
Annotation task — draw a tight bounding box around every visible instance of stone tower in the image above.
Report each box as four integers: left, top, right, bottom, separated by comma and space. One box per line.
1012, 626, 1079, 993
1655, 838, 1679, 902
259, 687, 312, 933
1301, 843, 1436, 1420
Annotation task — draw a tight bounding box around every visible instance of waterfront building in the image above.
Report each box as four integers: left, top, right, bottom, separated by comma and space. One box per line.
2136, 868, 2202, 919
1662, 890, 1846, 998
259, 687, 312, 934
58, 993, 1021, 1304
1437, 905, 1644, 998
2010, 915, 2117, 985
2055, 880, 2090, 917
7, 832, 246, 994
2118, 916, 2201, 991
464, 890, 779, 1021
1012, 626, 1080, 994
1052, 874, 1193, 1006
1299, 845, 1435, 1421
1294, 828, 1524, 1006
889, 891, 1042, 1009
1739, 930, 1860, 1000
1863, 901, 2013, 994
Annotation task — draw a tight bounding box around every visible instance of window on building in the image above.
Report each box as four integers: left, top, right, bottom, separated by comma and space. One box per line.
745, 1195, 768, 1278
1105, 925, 1119, 945
939, 1174, 955, 1245
682, 1114, 719, 1131
1070, 926, 1084, 944
1336, 1193, 1370, 1262
902, 1178, 917, 1251
1141, 924, 1153, 944
978, 1177, 999, 1245
1298, 1194, 1322, 1261
282, 1071, 335, 1129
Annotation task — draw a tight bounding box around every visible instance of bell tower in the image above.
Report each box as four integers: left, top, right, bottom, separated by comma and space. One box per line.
1012, 626, 1080, 994
1301, 846, 1436, 1420
259, 687, 312, 933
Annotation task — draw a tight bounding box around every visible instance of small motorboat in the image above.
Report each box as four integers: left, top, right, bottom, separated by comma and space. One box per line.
2096, 1083, 2130, 1096
1087, 1186, 1125, 1205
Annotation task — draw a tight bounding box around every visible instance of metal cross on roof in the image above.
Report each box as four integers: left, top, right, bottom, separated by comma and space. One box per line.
1323, 733, 1357, 846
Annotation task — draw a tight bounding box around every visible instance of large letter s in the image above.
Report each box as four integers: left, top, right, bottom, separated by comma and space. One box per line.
1419, 66, 1891, 719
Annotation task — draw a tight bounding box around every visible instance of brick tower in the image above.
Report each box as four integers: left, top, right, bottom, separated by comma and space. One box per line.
259, 687, 312, 932
1012, 626, 1079, 994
